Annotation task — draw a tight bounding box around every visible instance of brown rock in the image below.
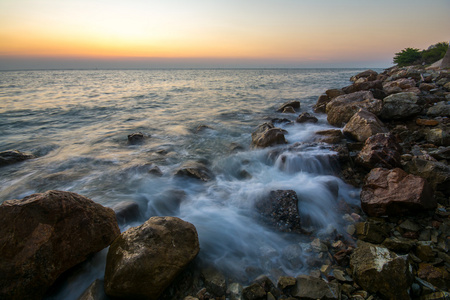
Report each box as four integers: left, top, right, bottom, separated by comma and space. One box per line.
314, 129, 344, 144
419, 83, 436, 92
296, 112, 318, 123
343, 109, 388, 142
127, 132, 148, 144
0, 190, 120, 300
342, 80, 383, 94
356, 133, 402, 169
417, 263, 450, 290
416, 118, 439, 126
0, 149, 35, 167
175, 160, 214, 182
325, 89, 345, 99
350, 70, 378, 82
251, 123, 287, 148
360, 168, 436, 217
326, 91, 382, 127
383, 78, 417, 95
313, 94, 330, 113
277, 101, 300, 112
291, 275, 340, 300
104, 216, 200, 300
282, 106, 296, 113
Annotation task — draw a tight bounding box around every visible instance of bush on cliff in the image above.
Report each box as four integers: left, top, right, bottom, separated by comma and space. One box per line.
393, 42, 449, 67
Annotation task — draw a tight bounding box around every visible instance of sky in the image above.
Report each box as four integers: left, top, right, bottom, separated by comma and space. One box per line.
0, 0, 449, 70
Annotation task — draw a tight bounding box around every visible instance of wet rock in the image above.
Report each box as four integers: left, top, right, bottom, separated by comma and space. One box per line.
291, 275, 340, 300
326, 88, 345, 99
326, 91, 382, 127
201, 267, 227, 297
350, 70, 378, 82
420, 83, 437, 92
0, 149, 35, 167
196, 124, 214, 132
343, 109, 388, 142
175, 160, 214, 182
403, 157, 450, 197
127, 132, 148, 144
360, 168, 436, 217
277, 276, 296, 291
380, 92, 422, 120
417, 263, 450, 290
277, 101, 300, 112
425, 127, 450, 146
350, 241, 413, 300
427, 101, 450, 117
251, 122, 287, 148
149, 165, 163, 176
228, 283, 243, 300
382, 236, 415, 253
113, 200, 142, 224
313, 94, 330, 113
104, 216, 200, 300
420, 291, 450, 300
253, 276, 280, 299
0, 190, 120, 300
282, 106, 296, 113
415, 243, 435, 262
242, 283, 266, 300
355, 133, 402, 169
342, 80, 383, 94
281, 244, 304, 269
78, 279, 108, 300
296, 112, 318, 123
255, 190, 302, 233
314, 129, 344, 144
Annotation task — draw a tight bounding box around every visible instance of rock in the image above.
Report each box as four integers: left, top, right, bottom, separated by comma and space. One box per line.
251, 122, 287, 148
415, 243, 435, 262
314, 129, 344, 144
281, 244, 304, 269
403, 157, 450, 197
360, 168, 436, 217
201, 267, 227, 297
228, 283, 243, 300
355, 221, 388, 244
383, 78, 417, 95
196, 124, 213, 132
104, 216, 200, 300
350, 70, 378, 82
313, 94, 330, 113
326, 89, 345, 99
255, 190, 302, 233
355, 133, 402, 169
113, 200, 142, 224
0, 190, 120, 300
253, 276, 280, 299
282, 106, 296, 113
420, 291, 450, 300
427, 101, 450, 117
277, 276, 296, 291
0, 149, 35, 167
350, 241, 413, 300
326, 91, 382, 127
420, 83, 436, 92
380, 92, 422, 120
416, 118, 439, 126
343, 109, 388, 142
242, 283, 266, 300
426, 127, 450, 146
175, 160, 214, 182
78, 279, 108, 300
149, 165, 163, 176
291, 275, 340, 300
382, 237, 414, 253
417, 263, 450, 290
127, 132, 148, 144
277, 101, 300, 112
342, 80, 383, 94
296, 112, 318, 123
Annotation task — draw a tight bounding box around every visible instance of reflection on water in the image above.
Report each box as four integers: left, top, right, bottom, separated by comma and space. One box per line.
0, 69, 371, 299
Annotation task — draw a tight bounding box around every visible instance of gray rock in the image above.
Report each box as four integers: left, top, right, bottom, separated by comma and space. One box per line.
251, 122, 287, 148
0, 149, 35, 167
291, 275, 340, 300
343, 109, 388, 142
113, 201, 142, 224
175, 160, 214, 182
380, 92, 422, 120
201, 267, 227, 297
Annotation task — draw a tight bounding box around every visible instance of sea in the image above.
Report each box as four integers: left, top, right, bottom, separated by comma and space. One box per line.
0, 68, 378, 299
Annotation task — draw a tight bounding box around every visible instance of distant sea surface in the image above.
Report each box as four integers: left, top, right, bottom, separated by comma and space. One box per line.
0, 68, 377, 299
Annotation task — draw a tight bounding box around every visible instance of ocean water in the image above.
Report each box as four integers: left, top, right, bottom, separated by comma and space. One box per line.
0, 68, 371, 298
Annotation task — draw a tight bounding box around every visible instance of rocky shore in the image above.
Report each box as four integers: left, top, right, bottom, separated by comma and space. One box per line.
0, 65, 449, 300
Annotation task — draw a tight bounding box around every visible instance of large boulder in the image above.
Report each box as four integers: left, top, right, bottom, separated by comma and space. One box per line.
326, 91, 382, 127
350, 241, 414, 300
174, 160, 214, 182
355, 133, 402, 169
360, 168, 435, 217
291, 275, 340, 300
380, 92, 422, 120
342, 80, 383, 94
0, 149, 35, 167
255, 190, 302, 233
251, 123, 287, 148
343, 109, 388, 142
104, 216, 200, 300
350, 69, 378, 82
0, 190, 120, 300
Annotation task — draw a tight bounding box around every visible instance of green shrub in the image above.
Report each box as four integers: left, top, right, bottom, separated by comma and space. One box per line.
393, 48, 422, 67
393, 42, 449, 67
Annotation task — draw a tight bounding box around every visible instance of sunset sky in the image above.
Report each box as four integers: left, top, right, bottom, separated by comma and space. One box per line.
0, 0, 449, 69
